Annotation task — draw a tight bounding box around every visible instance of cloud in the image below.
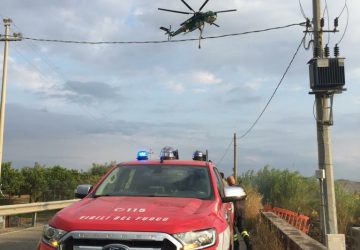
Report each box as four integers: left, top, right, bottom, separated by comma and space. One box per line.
5, 103, 203, 138
192, 71, 222, 85
163, 81, 185, 93
4, 103, 208, 169
245, 78, 267, 90
11, 64, 59, 95
10, 63, 123, 105
60, 81, 122, 104
226, 95, 262, 105
192, 88, 207, 94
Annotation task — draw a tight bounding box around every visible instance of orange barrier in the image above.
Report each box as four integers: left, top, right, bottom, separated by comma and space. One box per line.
263, 204, 310, 234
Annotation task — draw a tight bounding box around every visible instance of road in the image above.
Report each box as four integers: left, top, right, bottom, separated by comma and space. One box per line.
0, 226, 43, 250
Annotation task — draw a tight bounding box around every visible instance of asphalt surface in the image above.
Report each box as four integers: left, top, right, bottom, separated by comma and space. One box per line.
0, 226, 43, 250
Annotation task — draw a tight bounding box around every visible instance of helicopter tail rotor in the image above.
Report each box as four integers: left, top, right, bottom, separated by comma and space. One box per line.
160, 26, 170, 32
160, 25, 173, 39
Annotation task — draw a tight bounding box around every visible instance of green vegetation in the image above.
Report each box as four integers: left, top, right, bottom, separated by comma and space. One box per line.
1, 162, 359, 244
240, 166, 319, 215
239, 166, 360, 246
0, 162, 113, 204
1, 162, 24, 200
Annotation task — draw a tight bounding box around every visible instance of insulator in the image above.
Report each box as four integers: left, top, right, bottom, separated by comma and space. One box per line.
314, 47, 320, 58
320, 18, 325, 28
324, 45, 330, 57
334, 44, 340, 57
334, 17, 339, 28
306, 18, 311, 29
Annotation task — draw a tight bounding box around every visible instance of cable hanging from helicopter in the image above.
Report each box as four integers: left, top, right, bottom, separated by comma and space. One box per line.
158, 0, 236, 49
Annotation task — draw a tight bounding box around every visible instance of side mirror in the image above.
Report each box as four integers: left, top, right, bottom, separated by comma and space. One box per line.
222, 186, 247, 203
75, 184, 93, 199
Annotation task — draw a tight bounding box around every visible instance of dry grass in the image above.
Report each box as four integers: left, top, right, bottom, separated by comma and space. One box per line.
0, 195, 32, 206
243, 185, 284, 250
252, 218, 284, 250
244, 185, 263, 230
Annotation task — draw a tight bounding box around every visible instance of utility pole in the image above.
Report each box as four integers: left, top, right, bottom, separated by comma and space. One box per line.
310, 1, 345, 249
0, 18, 21, 185
233, 133, 237, 184
312, 0, 338, 235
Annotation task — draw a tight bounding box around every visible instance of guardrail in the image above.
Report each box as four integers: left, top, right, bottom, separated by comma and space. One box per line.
263, 204, 311, 234
262, 211, 328, 250
0, 199, 79, 229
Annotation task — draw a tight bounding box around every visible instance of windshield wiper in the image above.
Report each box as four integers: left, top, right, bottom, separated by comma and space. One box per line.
92, 194, 113, 198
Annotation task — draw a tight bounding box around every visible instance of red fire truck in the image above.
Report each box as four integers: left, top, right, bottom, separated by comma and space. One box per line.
38, 148, 246, 250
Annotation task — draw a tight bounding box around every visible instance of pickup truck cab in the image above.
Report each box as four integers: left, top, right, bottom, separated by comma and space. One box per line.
38, 149, 246, 250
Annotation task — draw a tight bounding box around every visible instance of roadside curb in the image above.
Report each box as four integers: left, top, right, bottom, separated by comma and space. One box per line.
0, 224, 44, 236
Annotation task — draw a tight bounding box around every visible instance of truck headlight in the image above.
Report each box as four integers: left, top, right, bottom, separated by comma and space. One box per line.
173, 228, 216, 250
42, 224, 67, 248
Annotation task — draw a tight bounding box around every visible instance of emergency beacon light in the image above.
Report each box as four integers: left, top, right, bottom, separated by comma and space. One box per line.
137, 150, 149, 160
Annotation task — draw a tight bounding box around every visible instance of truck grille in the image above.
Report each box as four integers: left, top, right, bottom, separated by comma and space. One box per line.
59, 231, 180, 250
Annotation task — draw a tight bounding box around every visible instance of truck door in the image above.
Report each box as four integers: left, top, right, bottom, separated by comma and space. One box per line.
213, 168, 234, 249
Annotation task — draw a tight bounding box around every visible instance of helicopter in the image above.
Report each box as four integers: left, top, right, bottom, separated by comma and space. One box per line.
158, 0, 236, 48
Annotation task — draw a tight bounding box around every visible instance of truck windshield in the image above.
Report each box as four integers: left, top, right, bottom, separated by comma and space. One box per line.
94, 165, 214, 200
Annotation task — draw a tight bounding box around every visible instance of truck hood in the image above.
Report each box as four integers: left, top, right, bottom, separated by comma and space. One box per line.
51, 196, 220, 234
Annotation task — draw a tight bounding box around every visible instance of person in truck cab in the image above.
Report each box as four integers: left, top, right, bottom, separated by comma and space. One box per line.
220, 172, 228, 187
227, 175, 252, 250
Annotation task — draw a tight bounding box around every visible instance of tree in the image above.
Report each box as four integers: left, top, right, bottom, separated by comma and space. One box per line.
89, 163, 113, 176
21, 163, 47, 202
44, 166, 80, 201
83, 162, 114, 185
1, 162, 23, 201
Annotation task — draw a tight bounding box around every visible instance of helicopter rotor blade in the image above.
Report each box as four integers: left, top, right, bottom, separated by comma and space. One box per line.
215, 9, 237, 14
158, 8, 192, 15
180, 0, 195, 12
211, 23, 220, 27
199, 0, 210, 11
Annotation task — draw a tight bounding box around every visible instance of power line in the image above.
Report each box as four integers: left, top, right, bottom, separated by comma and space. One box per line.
298, 0, 308, 19
337, 0, 348, 18
215, 138, 233, 166
6, 22, 304, 45
237, 34, 306, 141
213, 35, 306, 167
336, 2, 349, 45
323, 0, 330, 44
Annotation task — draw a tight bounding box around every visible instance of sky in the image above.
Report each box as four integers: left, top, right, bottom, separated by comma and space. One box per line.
0, 0, 359, 180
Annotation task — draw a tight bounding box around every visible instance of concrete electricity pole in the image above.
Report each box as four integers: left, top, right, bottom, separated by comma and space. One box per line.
311, 1, 345, 249
233, 133, 237, 183
0, 18, 21, 185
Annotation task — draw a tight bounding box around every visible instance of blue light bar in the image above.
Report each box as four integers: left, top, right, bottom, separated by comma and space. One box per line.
137, 150, 149, 160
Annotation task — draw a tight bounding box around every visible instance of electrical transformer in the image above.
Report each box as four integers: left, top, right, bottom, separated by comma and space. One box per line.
309, 58, 345, 90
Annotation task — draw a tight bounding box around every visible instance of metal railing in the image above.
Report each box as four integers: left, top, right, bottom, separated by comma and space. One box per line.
262, 211, 328, 250
0, 199, 79, 229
